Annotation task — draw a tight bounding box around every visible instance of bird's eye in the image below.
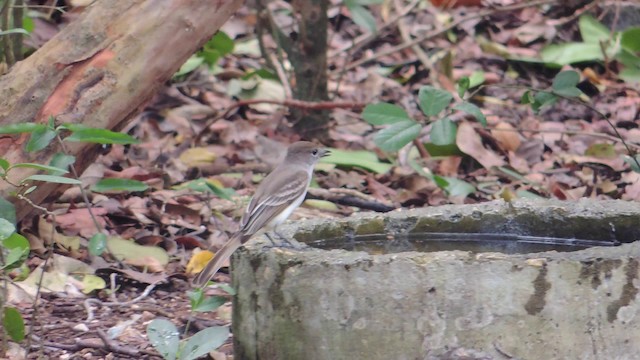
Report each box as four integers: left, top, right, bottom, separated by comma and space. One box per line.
312, 149, 318, 156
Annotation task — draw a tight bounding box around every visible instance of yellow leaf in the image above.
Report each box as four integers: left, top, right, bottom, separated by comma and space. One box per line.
82, 274, 106, 294
107, 237, 170, 265
179, 147, 218, 167
186, 249, 214, 274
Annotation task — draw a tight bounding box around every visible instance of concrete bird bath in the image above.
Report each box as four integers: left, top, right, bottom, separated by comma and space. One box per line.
230, 199, 640, 360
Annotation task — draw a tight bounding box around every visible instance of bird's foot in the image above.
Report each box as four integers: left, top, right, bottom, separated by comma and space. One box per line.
264, 232, 302, 249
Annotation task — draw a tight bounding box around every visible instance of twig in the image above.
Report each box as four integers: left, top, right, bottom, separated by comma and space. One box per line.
307, 187, 396, 212
31, 336, 159, 357
336, 0, 557, 74
268, 52, 293, 99
96, 329, 142, 356
84, 283, 157, 322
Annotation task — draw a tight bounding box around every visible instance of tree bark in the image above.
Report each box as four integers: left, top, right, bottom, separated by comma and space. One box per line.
264, 0, 330, 140
0, 0, 242, 221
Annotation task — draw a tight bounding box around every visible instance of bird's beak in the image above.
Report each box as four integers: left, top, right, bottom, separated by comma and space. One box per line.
321, 148, 331, 157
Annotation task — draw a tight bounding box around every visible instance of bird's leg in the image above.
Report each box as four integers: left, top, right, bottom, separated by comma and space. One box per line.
264, 232, 278, 247
274, 230, 295, 247
263, 227, 298, 249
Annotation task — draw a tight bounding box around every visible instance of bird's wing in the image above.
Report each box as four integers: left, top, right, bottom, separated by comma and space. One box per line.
239, 169, 310, 235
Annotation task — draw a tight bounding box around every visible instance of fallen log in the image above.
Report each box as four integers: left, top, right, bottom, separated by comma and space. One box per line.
0, 0, 242, 221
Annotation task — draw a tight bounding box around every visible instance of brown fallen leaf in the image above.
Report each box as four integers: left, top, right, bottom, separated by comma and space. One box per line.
492, 122, 521, 152
456, 122, 505, 169
55, 208, 108, 238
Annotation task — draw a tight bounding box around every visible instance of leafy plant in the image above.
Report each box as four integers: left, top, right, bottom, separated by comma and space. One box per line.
175, 31, 235, 77
520, 70, 584, 112
361, 81, 485, 197
362, 82, 485, 153
0, 119, 141, 191
0, 205, 28, 344
541, 15, 640, 83
147, 288, 232, 359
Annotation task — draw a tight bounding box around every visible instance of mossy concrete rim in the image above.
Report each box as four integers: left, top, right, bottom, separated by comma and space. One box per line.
232, 199, 640, 360
267, 199, 640, 257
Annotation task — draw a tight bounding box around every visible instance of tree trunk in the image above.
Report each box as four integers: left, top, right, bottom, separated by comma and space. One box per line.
265, 0, 330, 140
0, 0, 242, 221
288, 0, 329, 140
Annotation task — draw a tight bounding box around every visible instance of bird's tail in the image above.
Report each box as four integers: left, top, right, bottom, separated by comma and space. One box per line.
193, 233, 245, 286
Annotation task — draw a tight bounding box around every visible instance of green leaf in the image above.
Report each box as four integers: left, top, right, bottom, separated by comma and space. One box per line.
433, 175, 475, 198
49, 153, 76, 175
0, 123, 44, 134
579, 14, 611, 44
520, 91, 534, 105
180, 326, 229, 360
192, 295, 227, 312
620, 66, 640, 84
552, 70, 580, 91
532, 91, 558, 112
205, 31, 234, 55
91, 178, 149, 193
205, 181, 234, 201
178, 179, 237, 199
430, 118, 457, 146
541, 43, 604, 65
0, 158, 9, 172
175, 55, 205, 77
468, 71, 485, 88
322, 149, 392, 174
374, 120, 421, 152
621, 27, 640, 52
147, 319, 179, 360
418, 86, 453, 117
89, 233, 107, 256
0, 218, 15, 241
23, 174, 81, 185
423, 143, 463, 157
457, 77, 470, 98
65, 128, 139, 145
624, 155, 640, 173
362, 103, 410, 125
3, 307, 25, 342
22, 16, 34, 33
453, 102, 487, 127
199, 49, 222, 66
346, 1, 377, 33
26, 126, 57, 152
0, 28, 29, 36
10, 163, 69, 174
188, 289, 204, 309
2, 233, 30, 270
0, 197, 16, 226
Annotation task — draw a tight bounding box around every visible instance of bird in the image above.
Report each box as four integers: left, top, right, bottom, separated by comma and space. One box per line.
193, 141, 330, 286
